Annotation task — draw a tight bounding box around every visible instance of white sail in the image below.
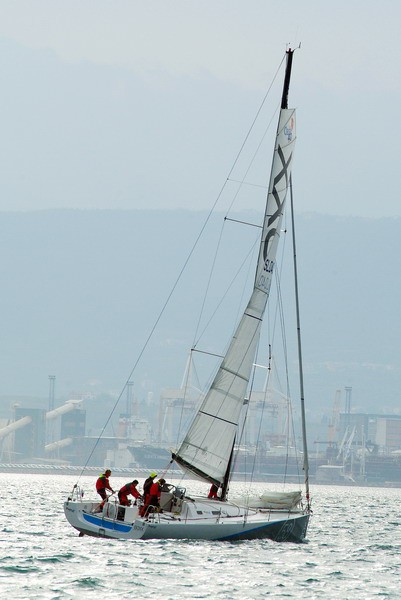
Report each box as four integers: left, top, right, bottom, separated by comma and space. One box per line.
174, 108, 296, 485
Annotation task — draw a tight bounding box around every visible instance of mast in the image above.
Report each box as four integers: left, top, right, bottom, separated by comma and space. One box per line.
289, 175, 311, 508
281, 48, 294, 110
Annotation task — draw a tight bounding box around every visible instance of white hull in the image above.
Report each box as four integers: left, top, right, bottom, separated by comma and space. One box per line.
64, 493, 309, 543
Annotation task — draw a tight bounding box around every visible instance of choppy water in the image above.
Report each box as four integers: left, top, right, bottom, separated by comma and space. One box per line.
0, 473, 400, 599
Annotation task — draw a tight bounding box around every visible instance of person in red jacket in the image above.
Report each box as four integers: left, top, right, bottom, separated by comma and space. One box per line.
143, 472, 157, 499
142, 478, 165, 516
95, 469, 114, 502
118, 480, 142, 506
208, 484, 219, 499
139, 472, 157, 516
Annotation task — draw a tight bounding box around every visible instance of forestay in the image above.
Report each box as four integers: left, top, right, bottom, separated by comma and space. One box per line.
173, 108, 297, 486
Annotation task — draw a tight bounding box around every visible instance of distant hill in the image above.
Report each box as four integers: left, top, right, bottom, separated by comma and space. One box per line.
0, 209, 400, 419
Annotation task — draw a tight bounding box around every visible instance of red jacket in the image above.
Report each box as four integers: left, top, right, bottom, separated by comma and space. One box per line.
149, 482, 161, 498
208, 484, 218, 499
118, 483, 141, 503
96, 474, 113, 493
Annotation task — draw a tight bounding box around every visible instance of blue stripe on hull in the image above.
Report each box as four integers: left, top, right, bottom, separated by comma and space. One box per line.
83, 513, 132, 533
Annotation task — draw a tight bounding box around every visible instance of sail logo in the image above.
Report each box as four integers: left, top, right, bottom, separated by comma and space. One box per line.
284, 117, 294, 141
258, 145, 292, 293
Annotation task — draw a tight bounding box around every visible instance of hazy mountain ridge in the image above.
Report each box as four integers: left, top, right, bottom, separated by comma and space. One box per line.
0, 209, 399, 416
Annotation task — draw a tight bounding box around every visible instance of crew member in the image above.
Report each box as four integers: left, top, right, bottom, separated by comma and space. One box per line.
118, 480, 142, 506
140, 472, 158, 517
143, 472, 157, 498
146, 478, 165, 513
96, 469, 115, 502
208, 484, 219, 499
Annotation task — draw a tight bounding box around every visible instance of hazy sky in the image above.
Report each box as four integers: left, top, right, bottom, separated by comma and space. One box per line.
0, 1, 400, 217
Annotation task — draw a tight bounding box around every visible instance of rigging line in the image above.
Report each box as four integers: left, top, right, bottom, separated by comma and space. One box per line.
288, 390, 302, 483
224, 102, 280, 217
174, 353, 204, 449
227, 179, 268, 189
192, 54, 284, 348
193, 234, 259, 347
233, 362, 255, 483
265, 212, 288, 369
174, 350, 192, 450
226, 53, 286, 183
191, 348, 224, 359
238, 337, 273, 488
274, 251, 302, 486
275, 266, 292, 414
190, 53, 283, 273
289, 174, 310, 502
222, 58, 287, 217
267, 222, 302, 485
275, 268, 289, 377
225, 217, 262, 228
192, 219, 226, 347
232, 234, 260, 337
273, 269, 293, 485
173, 350, 208, 452
277, 266, 300, 482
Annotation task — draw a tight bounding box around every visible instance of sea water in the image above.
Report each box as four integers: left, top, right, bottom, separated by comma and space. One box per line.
0, 472, 400, 599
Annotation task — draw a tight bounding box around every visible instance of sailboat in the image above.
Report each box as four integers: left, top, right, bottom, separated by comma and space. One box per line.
64, 48, 311, 542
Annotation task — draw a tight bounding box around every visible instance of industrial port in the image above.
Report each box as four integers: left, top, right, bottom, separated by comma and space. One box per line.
1, 380, 401, 486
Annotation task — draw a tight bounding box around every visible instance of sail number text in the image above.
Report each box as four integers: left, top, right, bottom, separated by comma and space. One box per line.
263, 259, 274, 273
257, 259, 275, 291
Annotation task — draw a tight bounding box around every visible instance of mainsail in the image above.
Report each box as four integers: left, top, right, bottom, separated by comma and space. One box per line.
174, 57, 296, 487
